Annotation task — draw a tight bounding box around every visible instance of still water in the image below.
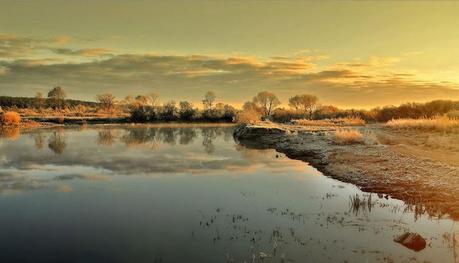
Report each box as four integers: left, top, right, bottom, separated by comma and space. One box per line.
0, 125, 457, 263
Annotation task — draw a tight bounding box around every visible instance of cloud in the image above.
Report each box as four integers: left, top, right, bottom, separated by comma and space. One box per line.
0, 33, 110, 60
51, 47, 114, 57
0, 34, 44, 58
52, 35, 71, 45
0, 36, 458, 107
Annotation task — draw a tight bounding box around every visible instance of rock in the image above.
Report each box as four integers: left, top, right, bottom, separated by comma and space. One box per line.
394, 232, 426, 251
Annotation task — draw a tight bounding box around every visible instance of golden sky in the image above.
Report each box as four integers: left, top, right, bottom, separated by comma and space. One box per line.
1, 0, 458, 108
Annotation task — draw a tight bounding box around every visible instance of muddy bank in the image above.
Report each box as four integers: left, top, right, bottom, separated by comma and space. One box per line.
234, 124, 459, 220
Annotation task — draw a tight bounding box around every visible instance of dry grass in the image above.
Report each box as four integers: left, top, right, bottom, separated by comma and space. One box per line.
386, 116, 459, 132
333, 129, 364, 145
1, 111, 21, 125
292, 117, 365, 126
447, 110, 459, 119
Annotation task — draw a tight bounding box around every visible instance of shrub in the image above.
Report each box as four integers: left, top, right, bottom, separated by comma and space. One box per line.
333, 129, 364, 145
235, 109, 261, 124
386, 116, 459, 132
1, 111, 21, 125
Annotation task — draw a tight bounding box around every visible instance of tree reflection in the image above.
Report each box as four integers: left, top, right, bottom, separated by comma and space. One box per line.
179, 128, 197, 145
201, 128, 220, 154
48, 131, 67, 154
121, 128, 160, 149
97, 129, 117, 146
115, 126, 230, 153
159, 128, 177, 145
33, 132, 45, 149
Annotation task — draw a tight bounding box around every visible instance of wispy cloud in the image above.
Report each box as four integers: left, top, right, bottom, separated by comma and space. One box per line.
50, 47, 114, 57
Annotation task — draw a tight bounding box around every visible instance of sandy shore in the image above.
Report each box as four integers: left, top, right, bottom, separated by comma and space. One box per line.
234, 123, 459, 220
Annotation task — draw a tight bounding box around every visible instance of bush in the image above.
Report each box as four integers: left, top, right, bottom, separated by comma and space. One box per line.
235, 109, 261, 124
332, 129, 364, 145
1, 111, 21, 125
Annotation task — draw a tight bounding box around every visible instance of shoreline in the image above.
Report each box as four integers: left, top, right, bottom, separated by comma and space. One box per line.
233, 123, 459, 220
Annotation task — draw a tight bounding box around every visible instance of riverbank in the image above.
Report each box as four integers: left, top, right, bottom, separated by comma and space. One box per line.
234, 123, 459, 219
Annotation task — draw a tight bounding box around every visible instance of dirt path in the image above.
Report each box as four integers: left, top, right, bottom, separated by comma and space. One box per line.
234, 123, 459, 220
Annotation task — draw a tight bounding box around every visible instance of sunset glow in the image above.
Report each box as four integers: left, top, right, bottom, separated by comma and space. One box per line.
1, 1, 458, 108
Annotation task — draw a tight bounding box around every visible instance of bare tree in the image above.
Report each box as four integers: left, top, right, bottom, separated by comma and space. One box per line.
149, 93, 160, 107
288, 94, 318, 118
96, 93, 116, 111
35, 92, 45, 109
252, 91, 281, 117
202, 91, 216, 110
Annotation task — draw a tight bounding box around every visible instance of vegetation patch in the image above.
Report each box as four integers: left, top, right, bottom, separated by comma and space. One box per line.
293, 117, 365, 126
1, 111, 21, 126
332, 129, 364, 145
386, 116, 459, 132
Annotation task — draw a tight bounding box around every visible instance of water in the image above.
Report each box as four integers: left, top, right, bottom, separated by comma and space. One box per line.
0, 125, 457, 263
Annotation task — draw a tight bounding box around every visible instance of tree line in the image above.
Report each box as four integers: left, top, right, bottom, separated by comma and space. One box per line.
1, 86, 458, 123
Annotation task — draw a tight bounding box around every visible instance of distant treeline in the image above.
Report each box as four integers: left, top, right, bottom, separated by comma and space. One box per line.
1, 88, 458, 124
129, 104, 236, 123
0, 96, 99, 109
271, 100, 459, 123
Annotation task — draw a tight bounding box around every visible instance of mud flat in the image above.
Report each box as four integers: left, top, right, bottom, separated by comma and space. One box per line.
234, 123, 459, 219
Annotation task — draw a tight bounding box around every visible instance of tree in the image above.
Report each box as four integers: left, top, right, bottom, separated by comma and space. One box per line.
202, 91, 216, 110
288, 94, 318, 119
47, 87, 66, 109
35, 92, 45, 109
149, 93, 160, 107
96, 93, 116, 111
161, 100, 178, 121
252, 91, 281, 118
135, 95, 150, 106
179, 101, 196, 121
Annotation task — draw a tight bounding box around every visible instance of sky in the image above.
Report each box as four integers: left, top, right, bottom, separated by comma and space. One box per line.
1, 0, 459, 108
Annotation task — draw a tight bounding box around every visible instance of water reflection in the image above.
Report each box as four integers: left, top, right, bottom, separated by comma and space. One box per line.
48, 130, 67, 154
0, 126, 20, 140
0, 125, 458, 262
25, 126, 234, 154
32, 132, 45, 150
97, 129, 117, 146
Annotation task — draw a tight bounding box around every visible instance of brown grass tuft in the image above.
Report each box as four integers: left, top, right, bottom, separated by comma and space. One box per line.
333, 129, 364, 145
1, 111, 21, 125
386, 116, 459, 132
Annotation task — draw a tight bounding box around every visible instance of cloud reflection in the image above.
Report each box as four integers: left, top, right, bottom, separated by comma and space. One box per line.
0, 126, 312, 194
